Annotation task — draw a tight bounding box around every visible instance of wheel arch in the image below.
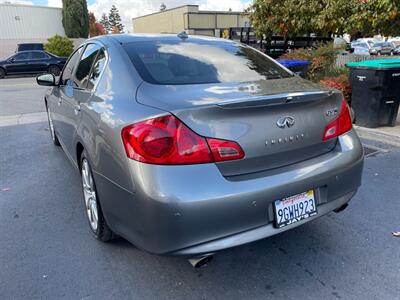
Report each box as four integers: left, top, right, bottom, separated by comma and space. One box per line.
47, 64, 61, 74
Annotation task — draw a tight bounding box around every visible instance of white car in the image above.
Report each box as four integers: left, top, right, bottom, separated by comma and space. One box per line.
352, 41, 372, 55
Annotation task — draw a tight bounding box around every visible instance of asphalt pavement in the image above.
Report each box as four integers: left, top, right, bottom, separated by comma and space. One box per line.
1, 77, 400, 300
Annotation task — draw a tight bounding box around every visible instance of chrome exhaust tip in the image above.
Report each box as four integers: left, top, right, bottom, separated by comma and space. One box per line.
188, 254, 214, 268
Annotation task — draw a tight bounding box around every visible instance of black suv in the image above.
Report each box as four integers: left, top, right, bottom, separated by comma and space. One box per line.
0, 50, 67, 78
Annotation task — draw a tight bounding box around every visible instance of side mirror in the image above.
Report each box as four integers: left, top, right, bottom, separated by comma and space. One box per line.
9, 58, 14, 63
36, 73, 56, 86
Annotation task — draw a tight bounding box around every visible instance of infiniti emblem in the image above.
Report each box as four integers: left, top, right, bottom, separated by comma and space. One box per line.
276, 116, 295, 128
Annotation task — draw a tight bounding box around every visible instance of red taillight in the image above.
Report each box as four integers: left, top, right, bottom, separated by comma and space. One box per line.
322, 100, 352, 141
121, 115, 244, 165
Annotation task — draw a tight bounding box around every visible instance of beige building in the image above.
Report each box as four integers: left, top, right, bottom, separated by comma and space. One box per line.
132, 5, 250, 37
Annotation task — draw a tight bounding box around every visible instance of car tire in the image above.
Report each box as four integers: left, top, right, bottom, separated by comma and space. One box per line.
80, 151, 115, 242
0, 68, 5, 79
46, 105, 60, 146
48, 65, 61, 76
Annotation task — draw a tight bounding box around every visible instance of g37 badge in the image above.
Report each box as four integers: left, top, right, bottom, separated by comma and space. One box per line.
325, 107, 339, 117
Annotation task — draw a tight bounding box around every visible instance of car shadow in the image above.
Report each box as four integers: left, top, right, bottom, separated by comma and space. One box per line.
99, 218, 353, 298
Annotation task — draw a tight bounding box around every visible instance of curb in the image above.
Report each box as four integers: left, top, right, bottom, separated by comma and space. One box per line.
355, 125, 400, 148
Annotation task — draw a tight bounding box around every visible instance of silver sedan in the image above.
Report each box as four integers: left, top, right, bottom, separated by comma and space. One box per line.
37, 34, 364, 262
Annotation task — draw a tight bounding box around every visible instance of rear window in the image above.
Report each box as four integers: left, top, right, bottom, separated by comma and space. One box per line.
123, 40, 292, 85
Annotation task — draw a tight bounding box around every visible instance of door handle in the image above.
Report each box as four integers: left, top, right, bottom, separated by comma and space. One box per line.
57, 99, 62, 106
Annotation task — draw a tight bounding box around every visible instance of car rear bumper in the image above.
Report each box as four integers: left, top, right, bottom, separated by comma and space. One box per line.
96, 129, 364, 255
171, 190, 356, 255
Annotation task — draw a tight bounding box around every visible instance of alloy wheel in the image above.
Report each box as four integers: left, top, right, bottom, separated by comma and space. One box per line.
81, 159, 99, 232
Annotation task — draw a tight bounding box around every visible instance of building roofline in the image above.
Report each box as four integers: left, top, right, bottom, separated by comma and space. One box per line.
0, 3, 62, 10
132, 4, 199, 20
194, 10, 246, 15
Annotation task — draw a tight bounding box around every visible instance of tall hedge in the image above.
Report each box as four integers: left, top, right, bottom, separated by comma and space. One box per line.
62, 0, 89, 38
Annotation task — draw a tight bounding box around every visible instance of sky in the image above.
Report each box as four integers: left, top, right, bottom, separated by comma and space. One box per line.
2, 0, 252, 32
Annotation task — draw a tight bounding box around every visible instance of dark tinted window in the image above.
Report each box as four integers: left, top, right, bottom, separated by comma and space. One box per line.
31, 52, 49, 59
61, 47, 83, 86
123, 40, 292, 85
74, 44, 101, 89
13, 52, 30, 60
87, 49, 106, 90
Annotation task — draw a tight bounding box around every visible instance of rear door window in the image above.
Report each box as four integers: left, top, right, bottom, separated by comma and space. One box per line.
31, 52, 49, 60
73, 44, 101, 89
123, 40, 292, 85
87, 48, 106, 90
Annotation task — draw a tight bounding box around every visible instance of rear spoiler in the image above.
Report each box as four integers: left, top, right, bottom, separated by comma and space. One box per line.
216, 91, 335, 109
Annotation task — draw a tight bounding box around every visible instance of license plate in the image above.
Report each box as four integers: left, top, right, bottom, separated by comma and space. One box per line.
274, 190, 317, 228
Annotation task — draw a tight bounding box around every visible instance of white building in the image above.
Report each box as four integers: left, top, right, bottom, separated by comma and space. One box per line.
0, 3, 65, 58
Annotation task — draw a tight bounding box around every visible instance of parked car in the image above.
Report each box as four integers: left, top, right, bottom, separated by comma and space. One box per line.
369, 42, 395, 55
0, 50, 67, 78
393, 45, 400, 55
36, 34, 364, 263
16, 43, 44, 52
351, 41, 372, 55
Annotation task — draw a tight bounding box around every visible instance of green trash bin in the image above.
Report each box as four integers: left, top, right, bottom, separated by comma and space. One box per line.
347, 59, 400, 128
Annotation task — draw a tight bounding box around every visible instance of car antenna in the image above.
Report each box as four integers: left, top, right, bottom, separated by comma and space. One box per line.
177, 31, 188, 40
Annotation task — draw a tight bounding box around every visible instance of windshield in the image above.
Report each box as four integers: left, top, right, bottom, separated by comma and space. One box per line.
123, 40, 293, 85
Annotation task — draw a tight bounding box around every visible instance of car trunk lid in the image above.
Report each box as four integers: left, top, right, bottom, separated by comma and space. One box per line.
136, 77, 343, 176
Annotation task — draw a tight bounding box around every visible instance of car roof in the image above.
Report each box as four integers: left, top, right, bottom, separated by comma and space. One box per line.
93, 33, 236, 45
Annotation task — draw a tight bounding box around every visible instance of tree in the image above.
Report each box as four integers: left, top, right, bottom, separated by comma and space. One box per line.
347, 0, 400, 37
99, 13, 111, 33
160, 3, 166, 11
247, 0, 400, 38
44, 35, 74, 57
89, 12, 106, 37
311, 0, 357, 35
62, 0, 89, 38
108, 5, 124, 33
246, 0, 318, 37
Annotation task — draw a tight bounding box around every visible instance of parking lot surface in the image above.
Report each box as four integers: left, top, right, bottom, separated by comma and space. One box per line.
1, 78, 400, 299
